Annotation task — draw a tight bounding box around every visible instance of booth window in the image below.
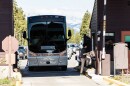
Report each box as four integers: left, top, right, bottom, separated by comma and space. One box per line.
125, 36, 130, 50
105, 33, 115, 50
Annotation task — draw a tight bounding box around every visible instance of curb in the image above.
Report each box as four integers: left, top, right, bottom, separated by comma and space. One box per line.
103, 76, 130, 86
75, 67, 130, 86
84, 69, 130, 86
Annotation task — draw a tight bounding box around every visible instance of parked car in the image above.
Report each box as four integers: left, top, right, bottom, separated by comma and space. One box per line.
73, 44, 80, 53
17, 46, 27, 60
67, 47, 73, 59
67, 43, 76, 59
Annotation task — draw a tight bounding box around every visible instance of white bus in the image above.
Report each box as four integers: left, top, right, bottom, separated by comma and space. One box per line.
23, 15, 71, 71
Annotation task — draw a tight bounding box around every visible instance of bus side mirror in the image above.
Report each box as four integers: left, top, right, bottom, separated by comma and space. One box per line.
23, 31, 27, 39
66, 30, 72, 41
68, 30, 72, 38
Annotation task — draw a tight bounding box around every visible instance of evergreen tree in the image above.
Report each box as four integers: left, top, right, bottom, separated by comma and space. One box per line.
67, 27, 81, 44
74, 32, 81, 44
80, 11, 91, 38
13, 0, 27, 45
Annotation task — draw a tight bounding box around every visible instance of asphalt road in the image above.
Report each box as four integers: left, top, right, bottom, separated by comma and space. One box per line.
19, 55, 110, 86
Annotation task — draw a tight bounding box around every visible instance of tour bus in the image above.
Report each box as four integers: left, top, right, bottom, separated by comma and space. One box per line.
23, 15, 71, 71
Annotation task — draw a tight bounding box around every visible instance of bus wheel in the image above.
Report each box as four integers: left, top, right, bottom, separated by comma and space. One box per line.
61, 66, 67, 71
28, 67, 33, 71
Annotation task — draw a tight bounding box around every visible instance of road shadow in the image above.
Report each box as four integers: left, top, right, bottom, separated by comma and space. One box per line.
20, 66, 80, 77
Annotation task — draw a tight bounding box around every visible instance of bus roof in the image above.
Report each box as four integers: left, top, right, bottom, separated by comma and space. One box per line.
28, 15, 66, 23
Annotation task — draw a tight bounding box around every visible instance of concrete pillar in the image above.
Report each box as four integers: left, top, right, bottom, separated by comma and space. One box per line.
102, 54, 110, 76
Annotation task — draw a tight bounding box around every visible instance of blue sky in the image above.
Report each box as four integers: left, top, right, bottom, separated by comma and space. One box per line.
16, 0, 95, 31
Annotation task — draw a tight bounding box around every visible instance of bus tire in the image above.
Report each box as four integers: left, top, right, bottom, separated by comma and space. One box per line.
61, 66, 67, 71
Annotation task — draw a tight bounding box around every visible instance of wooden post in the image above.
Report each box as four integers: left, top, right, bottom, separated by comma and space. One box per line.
9, 35, 12, 78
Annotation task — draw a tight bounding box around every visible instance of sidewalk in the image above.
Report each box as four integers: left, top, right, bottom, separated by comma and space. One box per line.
84, 68, 130, 86
84, 68, 111, 86
74, 66, 110, 86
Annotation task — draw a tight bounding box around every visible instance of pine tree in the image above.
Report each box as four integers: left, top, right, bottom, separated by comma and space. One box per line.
67, 27, 81, 43
74, 32, 81, 44
13, 0, 27, 45
80, 11, 91, 38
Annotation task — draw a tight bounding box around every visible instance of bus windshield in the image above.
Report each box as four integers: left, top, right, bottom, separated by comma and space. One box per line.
29, 22, 66, 53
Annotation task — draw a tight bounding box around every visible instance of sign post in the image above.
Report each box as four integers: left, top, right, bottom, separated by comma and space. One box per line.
9, 35, 11, 77
2, 35, 18, 77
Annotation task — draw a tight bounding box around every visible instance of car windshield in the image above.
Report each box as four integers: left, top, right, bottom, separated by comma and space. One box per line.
18, 47, 25, 53
19, 47, 24, 50
70, 45, 75, 47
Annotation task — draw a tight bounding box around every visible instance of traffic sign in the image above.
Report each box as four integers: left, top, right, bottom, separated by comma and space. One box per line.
2, 35, 18, 78
2, 36, 19, 53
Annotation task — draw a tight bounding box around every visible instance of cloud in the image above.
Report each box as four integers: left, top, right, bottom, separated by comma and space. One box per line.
24, 8, 84, 32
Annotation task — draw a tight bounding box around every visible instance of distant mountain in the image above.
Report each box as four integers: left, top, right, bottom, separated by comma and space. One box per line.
66, 16, 82, 32
67, 23, 81, 32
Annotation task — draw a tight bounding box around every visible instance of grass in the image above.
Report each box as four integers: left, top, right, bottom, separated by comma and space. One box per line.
0, 78, 16, 86
112, 75, 130, 85
0, 58, 6, 64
